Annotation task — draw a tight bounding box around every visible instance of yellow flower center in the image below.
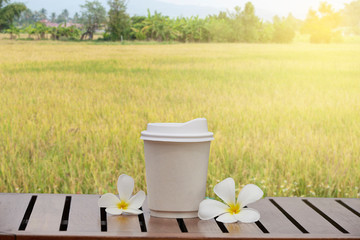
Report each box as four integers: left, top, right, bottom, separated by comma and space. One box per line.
227, 203, 241, 215
117, 200, 129, 210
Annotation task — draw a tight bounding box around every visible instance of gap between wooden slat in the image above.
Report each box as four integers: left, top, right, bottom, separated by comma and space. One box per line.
215, 218, 228, 233
138, 207, 147, 232
255, 220, 269, 233
269, 199, 309, 233
302, 199, 349, 234
244, 205, 269, 234
100, 207, 107, 232
176, 219, 188, 233
336, 200, 360, 217
59, 196, 72, 231
18, 195, 37, 231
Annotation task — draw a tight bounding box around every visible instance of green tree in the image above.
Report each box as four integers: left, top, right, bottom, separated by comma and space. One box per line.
48, 25, 81, 40
226, 3, 262, 42
239, 2, 261, 42
73, 12, 80, 23
0, 0, 26, 30
14, 8, 33, 26
342, 0, 360, 34
32, 10, 44, 22
172, 17, 187, 42
207, 16, 233, 42
141, 10, 175, 41
49, 26, 57, 40
272, 15, 296, 43
106, 0, 130, 41
39, 8, 47, 20
227, 6, 243, 42
34, 22, 48, 39
57, 9, 69, 23
172, 16, 208, 42
286, 13, 302, 32
130, 15, 146, 40
50, 12, 56, 22
24, 24, 36, 38
80, 0, 106, 40
5, 24, 19, 39
301, 2, 341, 43
57, 25, 81, 40
258, 21, 274, 43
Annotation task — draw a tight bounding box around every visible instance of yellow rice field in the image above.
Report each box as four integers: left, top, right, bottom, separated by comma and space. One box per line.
0, 40, 359, 198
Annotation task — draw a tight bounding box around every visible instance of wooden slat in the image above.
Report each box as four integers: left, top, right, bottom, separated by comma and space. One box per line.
0, 232, 15, 240
184, 218, 222, 234
25, 194, 65, 232
225, 221, 261, 236
338, 198, 360, 215
0, 193, 33, 232
12, 232, 360, 240
107, 214, 141, 232
66, 194, 102, 233
145, 217, 181, 233
2, 193, 359, 239
248, 198, 303, 234
307, 198, 360, 235
142, 198, 181, 233
274, 197, 340, 234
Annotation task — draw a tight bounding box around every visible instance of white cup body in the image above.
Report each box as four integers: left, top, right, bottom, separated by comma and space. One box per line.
144, 140, 211, 218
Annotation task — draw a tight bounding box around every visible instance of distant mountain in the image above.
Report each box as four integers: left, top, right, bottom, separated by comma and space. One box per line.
16, 0, 349, 22
18, 0, 223, 18
127, 0, 222, 18
129, 0, 278, 20
18, 0, 278, 21
18, 0, 81, 15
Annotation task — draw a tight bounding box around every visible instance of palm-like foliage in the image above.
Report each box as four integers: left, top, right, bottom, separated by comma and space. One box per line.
135, 10, 211, 42
5, 24, 19, 39
24, 24, 36, 39
184, 16, 210, 42
34, 22, 48, 39
140, 10, 176, 41
4, 2, 298, 44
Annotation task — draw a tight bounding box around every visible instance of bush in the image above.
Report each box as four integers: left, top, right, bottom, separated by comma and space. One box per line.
272, 16, 295, 43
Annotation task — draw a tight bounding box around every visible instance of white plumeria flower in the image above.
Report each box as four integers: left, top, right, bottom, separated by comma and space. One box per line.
198, 178, 263, 223
98, 174, 146, 215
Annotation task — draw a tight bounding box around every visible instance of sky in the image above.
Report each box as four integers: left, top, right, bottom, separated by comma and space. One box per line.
17, 0, 353, 21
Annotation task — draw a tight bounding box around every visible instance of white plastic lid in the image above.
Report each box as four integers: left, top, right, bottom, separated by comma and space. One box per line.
141, 118, 214, 142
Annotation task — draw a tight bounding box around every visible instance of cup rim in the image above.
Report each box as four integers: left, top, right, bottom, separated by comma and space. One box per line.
141, 131, 214, 142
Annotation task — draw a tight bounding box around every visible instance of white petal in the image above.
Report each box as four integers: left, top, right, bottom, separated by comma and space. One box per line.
216, 213, 237, 223
128, 191, 146, 209
234, 208, 260, 223
117, 174, 134, 201
98, 193, 120, 208
123, 208, 143, 215
106, 207, 123, 215
198, 199, 228, 220
237, 184, 263, 208
214, 178, 236, 205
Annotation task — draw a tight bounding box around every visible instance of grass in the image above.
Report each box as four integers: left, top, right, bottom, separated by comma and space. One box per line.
0, 40, 359, 199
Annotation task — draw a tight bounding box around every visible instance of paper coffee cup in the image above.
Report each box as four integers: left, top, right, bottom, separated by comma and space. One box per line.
141, 118, 214, 218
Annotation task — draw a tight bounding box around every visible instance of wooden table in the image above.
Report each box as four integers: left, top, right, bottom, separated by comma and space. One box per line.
0, 193, 359, 239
